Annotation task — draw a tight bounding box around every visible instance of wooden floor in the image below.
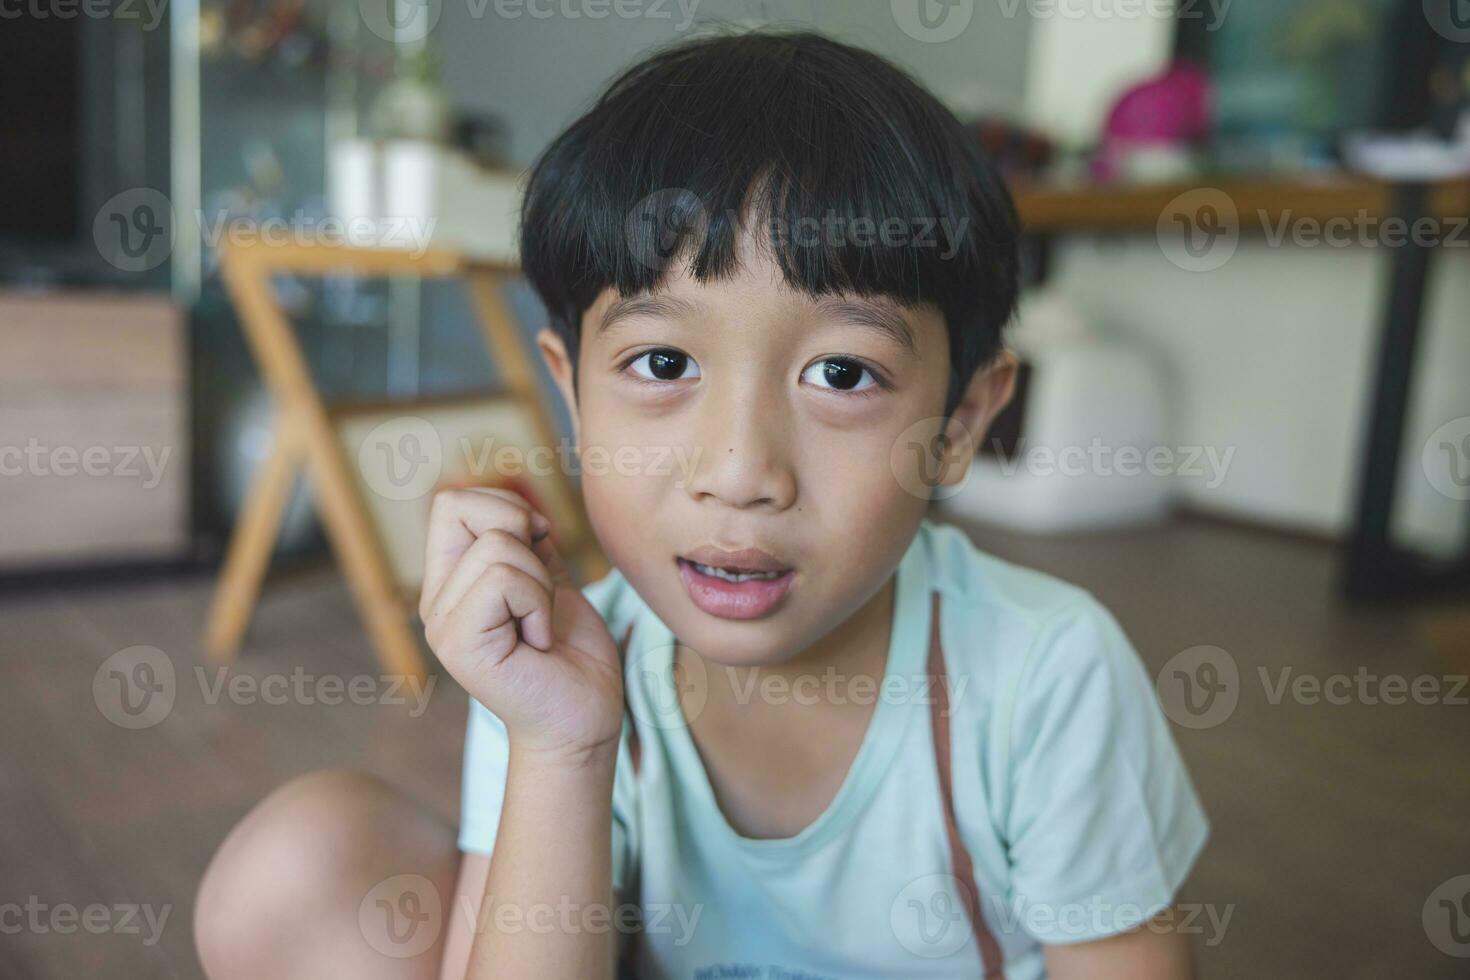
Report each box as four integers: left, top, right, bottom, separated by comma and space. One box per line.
1, 517, 1466, 979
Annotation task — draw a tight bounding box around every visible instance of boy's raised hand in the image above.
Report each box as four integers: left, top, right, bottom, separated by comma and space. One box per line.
419, 488, 624, 763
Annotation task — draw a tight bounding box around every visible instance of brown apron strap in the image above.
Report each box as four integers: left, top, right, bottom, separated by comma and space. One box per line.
928, 590, 1006, 979
617, 622, 642, 776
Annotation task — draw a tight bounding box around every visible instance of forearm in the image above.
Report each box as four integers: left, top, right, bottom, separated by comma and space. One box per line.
1044, 907, 1196, 980
464, 745, 618, 980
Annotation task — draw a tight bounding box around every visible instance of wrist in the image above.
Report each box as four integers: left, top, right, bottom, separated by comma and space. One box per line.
509, 737, 620, 775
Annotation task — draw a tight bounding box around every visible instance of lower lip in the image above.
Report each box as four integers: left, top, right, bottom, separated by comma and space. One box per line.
677, 558, 795, 620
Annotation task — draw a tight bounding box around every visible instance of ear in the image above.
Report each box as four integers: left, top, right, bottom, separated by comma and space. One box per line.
937, 350, 1019, 487
536, 327, 581, 447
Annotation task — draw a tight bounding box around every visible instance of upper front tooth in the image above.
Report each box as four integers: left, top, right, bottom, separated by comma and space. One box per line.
694, 562, 778, 582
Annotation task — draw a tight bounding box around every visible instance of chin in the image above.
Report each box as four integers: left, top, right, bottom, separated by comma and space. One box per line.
673, 617, 801, 668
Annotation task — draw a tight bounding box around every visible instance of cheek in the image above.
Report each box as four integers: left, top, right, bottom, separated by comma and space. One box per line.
795, 411, 930, 517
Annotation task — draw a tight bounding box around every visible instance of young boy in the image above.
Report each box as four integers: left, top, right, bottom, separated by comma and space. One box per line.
195, 30, 1209, 980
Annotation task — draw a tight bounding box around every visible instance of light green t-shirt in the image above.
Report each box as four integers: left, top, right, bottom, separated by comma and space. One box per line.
459, 517, 1209, 979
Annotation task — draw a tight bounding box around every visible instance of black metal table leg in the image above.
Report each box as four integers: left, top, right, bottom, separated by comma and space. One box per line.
1342, 181, 1470, 600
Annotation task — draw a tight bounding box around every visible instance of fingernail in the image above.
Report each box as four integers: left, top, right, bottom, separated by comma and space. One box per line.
531, 511, 551, 536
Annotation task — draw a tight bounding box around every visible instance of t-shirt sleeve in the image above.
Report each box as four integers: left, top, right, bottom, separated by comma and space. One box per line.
1002, 599, 1210, 945
456, 574, 639, 897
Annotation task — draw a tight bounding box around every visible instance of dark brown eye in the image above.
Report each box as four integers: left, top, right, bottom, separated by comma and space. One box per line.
802, 357, 876, 392
629, 349, 699, 381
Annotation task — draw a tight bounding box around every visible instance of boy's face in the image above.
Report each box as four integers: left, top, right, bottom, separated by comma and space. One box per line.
538, 232, 1014, 668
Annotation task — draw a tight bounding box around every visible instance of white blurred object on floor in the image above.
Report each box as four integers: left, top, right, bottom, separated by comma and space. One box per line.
939, 291, 1176, 534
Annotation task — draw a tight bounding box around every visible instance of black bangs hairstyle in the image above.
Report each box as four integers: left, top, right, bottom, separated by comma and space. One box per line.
518, 29, 1021, 418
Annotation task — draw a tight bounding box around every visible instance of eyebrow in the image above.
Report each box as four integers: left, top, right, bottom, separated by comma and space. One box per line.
598, 294, 702, 334
812, 298, 920, 357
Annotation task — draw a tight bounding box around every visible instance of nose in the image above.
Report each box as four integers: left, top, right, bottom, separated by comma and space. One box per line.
683, 386, 797, 511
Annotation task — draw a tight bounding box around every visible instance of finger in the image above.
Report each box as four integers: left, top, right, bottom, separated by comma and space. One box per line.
440, 562, 554, 659
529, 529, 574, 589
425, 529, 553, 626
421, 488, 550, 617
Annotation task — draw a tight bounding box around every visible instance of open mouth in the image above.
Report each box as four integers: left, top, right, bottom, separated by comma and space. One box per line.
675, 553, 795, 620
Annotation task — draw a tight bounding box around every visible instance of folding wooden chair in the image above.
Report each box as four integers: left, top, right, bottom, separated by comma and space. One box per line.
203, 238, 603, 681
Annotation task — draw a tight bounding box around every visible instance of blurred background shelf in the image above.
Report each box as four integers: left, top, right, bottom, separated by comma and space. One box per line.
1015, 173, 1470, 229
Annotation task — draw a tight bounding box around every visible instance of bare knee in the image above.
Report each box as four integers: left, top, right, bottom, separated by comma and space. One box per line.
194, 770, 458, 980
